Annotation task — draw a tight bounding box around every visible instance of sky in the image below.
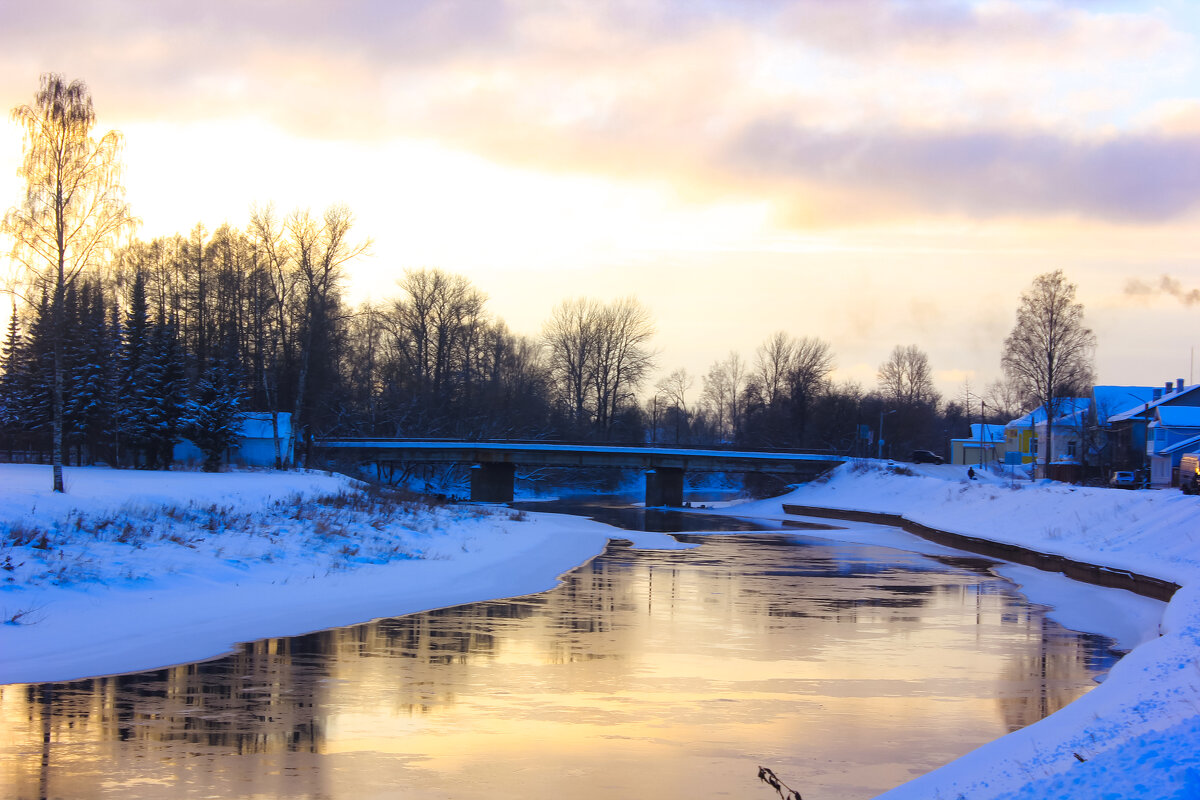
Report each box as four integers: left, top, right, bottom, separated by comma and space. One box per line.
2, 0, 1200, 404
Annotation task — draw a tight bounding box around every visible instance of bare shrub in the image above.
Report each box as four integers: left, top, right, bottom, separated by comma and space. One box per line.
5, 523, 45, 547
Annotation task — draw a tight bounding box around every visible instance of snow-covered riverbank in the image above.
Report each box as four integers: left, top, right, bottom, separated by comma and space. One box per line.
0, 464, 687, 684
709, 461, 1200, 800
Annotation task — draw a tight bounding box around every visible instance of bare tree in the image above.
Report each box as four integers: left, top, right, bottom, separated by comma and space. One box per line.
655, 367, 693, 443
288, 204, 369, 463
248, 202, 296, 468
591, 297, 656, 439
542, 297, 600, 431
754, 331, 794, 407
1001, 270, 1096, 474
983, 376, 1028, 423
3, 74, 136, 491
878, 344, 938, 408
701, 351, 746, 443
386, 267, 487, 431
656, 368, 692, 413
543, 296, 655, 439
742, 332, 835, 448
789, 335, 835, 445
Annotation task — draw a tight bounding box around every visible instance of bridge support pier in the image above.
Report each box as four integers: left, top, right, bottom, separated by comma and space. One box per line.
644, 467, 684, 508
470, 462, 515, 503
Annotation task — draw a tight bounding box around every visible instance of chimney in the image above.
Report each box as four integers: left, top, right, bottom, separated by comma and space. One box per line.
1154, 387, 1163, 400
1178, 378, 1185, 392
1165, 381, 1173, 394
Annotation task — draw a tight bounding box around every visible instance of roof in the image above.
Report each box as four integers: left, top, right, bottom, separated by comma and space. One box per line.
240, 412, 292, 440
1109, 384, 1200, 423
1006, 398, 1090, 430
1092, 385, 1157, 417
1160, 433, 1200, 456
1154, 406, 1200, 428
969, 423, 1005, 442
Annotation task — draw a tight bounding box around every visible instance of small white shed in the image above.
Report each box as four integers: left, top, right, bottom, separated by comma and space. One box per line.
173, 412, 295, 468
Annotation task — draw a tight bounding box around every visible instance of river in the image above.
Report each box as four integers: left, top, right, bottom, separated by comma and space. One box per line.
0, 498, 1121, 799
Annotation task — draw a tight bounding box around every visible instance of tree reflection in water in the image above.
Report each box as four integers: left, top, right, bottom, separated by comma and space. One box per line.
0, 531, 1121, 800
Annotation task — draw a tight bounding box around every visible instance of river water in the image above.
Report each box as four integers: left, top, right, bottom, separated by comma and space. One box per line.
0, 499, 1120, 800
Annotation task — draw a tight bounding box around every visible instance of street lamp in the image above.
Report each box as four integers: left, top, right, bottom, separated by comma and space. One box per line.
878, 409, 897, 460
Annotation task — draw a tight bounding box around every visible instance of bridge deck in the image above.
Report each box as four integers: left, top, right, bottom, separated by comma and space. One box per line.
314, 440, 845, 473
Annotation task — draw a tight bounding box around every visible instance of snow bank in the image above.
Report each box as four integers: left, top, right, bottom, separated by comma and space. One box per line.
0, 464, 686, 684
715, 461, 1200, 800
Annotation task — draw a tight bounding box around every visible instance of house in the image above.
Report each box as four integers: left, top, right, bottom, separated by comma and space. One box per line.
1108, 380, 1200, 483
951, 423, 1006, 466
1155, 434, 1200, 487
173, 412, 294, 469
1003, 399, 1090, 475
1147, 405, 1200, 487
1088, 385, 1157, 474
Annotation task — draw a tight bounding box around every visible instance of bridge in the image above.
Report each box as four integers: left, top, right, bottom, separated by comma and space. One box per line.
312, 439, 846, 506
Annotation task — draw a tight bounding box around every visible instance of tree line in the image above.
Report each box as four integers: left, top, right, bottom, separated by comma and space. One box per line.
2, 74, 1096, 485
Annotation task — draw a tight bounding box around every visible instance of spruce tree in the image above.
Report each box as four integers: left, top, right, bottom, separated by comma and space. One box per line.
60, 281, 83, 464
116, 271, 152, 466
185, 335, 246, 472
19, 292, 55, 447
144, 313, 187, 468
67, 282, 114, 465
0, 303, 22, 457
98, 304, 122, 465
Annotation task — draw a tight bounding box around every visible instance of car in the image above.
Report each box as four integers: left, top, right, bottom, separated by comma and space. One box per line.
1109, 471, 1136, 489
910, 450, 944, 464
1179, 454, 1199, 495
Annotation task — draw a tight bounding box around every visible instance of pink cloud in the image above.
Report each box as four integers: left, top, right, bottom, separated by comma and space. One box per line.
725, 121, 1200, 222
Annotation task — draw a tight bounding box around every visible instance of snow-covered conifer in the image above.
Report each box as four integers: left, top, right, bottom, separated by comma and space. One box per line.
66, 283, 115, 464
144, 313, 187, 468
115, 272, 153, 466
184, 335, 246, 472
0, 302, 23, 445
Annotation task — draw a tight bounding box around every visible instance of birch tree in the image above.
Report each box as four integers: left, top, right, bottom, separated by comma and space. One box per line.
3, 74, 136, 490
1001, 270, 1096, 474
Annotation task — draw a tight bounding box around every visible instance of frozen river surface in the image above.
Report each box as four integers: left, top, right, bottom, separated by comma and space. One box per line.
0, 507, 1120, 800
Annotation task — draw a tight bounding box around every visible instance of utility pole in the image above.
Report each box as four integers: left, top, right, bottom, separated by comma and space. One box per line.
879, 409, 896, 460
979, 400, 986, 468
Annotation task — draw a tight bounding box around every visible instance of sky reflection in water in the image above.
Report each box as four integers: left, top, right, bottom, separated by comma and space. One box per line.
0, 524, 1119, 800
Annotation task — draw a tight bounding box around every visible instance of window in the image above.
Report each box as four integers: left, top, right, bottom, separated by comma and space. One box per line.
1067, 440, 1077, 459
1030, 437, 1038, 456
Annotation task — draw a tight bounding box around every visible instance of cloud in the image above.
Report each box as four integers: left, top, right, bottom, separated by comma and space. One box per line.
723, 122, 1200, 222
1124, 275, 1200, 306
2, 0, 1196, 226
708, 0, 1176, 63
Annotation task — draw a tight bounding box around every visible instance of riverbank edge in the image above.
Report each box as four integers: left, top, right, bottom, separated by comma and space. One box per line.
766, 483, 1199, 800
781, 503, 1181, 602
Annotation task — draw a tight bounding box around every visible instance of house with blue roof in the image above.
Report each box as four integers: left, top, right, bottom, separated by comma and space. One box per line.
1003, 386, 1161, 481
1003, 398, 1090, 476
951, 423, 1006, 466
1107, 380, 1200, 484
1147, 404, 1200, 487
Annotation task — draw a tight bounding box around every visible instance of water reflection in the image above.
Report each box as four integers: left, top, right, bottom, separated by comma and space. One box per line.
0, 533, 1119, 800
512, 495, 773, 532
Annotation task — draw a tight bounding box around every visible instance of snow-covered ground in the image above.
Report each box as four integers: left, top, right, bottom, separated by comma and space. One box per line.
1, 460, 1197, 799
0, 464, 688, 684
706, 461, 1200, 800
